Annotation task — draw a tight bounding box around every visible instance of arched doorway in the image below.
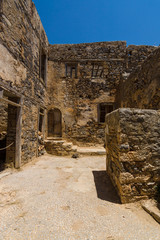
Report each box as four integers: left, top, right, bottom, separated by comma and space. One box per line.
48, 108, 62, 137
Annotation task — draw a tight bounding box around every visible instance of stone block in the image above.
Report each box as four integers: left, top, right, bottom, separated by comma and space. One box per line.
105, 108, 160, 203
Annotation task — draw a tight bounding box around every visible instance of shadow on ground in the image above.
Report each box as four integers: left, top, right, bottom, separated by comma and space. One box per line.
92, 171, 121, 204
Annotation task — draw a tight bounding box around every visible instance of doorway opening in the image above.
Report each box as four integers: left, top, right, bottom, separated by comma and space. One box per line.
0, 88, 21, 171
48, 108, 62, 137
98, 103, 114, 123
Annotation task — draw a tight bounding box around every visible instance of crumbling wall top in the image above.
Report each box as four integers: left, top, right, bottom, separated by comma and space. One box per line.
49, 41, 127, 61
119, 47, 160, 109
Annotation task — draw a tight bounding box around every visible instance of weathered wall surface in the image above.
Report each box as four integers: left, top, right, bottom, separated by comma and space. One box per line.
0, 0, 48, 165
48, 42, 126, 144
48, 42, 155, 145
118, 47, 160, 110
105, 108, 160, 203
126, 45, 156, 73
49, 41, 127, 60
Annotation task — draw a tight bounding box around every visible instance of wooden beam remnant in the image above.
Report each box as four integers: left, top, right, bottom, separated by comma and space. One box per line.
0, 97, 21, 108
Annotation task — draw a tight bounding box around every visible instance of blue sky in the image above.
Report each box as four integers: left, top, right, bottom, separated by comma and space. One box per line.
33, 0, 160, 46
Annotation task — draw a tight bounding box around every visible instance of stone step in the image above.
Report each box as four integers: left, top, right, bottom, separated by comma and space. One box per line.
47, 137, 62, 140
62, 142, 73, 147
44, 138, 106, 157
142, 200, 160, 224
72, 145, 78, 151
45, 140, 65, 144
77, 147, 106, 156
45, 139, 77, 156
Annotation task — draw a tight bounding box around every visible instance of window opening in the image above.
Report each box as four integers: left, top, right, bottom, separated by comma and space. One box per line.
40, 49, 47, 82
65, 63, 77, 78
92, 63, 104, 78
128, 51, 132, 56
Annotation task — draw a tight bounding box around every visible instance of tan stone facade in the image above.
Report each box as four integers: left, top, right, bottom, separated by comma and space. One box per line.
117, 47, 160, 110
0, 0, 48, 169
105, 108, 160, 203
47, 43, 155, 145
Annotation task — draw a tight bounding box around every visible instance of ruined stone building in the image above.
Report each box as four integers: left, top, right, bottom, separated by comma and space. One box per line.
0, 0, 159, 203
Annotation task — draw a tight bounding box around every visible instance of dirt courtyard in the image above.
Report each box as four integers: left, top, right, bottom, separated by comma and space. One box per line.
0, 154, 159, 240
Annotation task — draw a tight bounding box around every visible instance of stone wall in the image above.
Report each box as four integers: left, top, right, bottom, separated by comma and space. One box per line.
49, 41, 127, 60
105, 108, 160, 203
0, 0, 48, 166
48, 42, 155, 145
48, 42, 126, 144
117, 47, 160, 110
126, 45, 156, 73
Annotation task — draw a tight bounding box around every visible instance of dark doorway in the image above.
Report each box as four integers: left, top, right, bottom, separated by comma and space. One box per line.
48, 108, 62, 137
0, 89, 21, 171
98, 103, 114, 123
0, 100, 8, 171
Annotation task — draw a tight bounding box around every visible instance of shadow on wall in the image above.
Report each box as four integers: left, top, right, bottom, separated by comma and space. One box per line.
92, 171, 121, 204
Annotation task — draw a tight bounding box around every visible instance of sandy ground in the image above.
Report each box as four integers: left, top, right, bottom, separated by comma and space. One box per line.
0, 154, 160, 240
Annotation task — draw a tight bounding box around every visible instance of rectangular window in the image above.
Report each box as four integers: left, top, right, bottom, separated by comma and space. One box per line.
98, 103, 114, 123
65, 63, 77, 78
91, 63, 104, 78
40, 49, 47, 83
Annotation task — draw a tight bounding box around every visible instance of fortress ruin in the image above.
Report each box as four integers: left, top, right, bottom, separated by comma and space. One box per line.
0, 0, 159, 203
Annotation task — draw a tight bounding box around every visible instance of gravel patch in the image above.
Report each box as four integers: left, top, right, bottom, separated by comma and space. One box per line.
0, 154, 160, 240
